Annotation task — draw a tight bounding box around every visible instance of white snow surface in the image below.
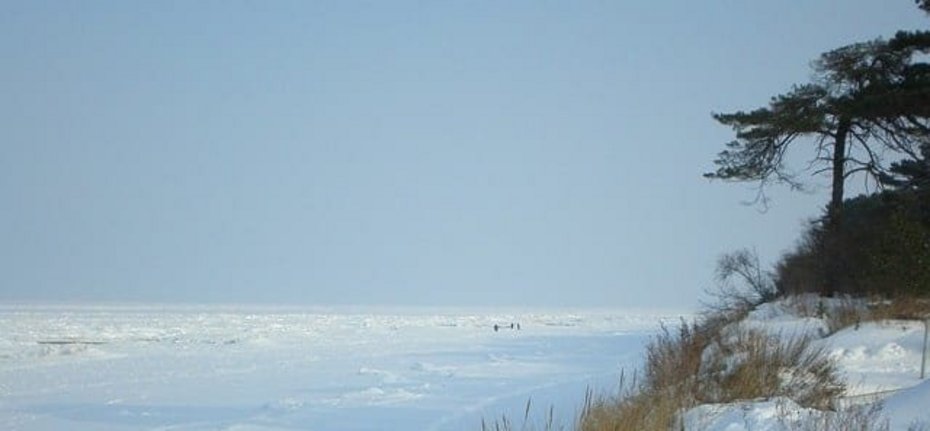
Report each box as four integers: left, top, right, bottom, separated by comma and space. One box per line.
0, 304, 683, 430
682, 397, 819, 431
682, 296, 930, 430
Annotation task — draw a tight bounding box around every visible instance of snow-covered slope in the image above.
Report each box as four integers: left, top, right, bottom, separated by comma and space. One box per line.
682, 296, 930, 430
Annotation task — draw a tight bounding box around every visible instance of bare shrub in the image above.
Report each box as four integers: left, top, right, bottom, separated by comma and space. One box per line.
775, 227, 824, 296
705, 248, 777, 316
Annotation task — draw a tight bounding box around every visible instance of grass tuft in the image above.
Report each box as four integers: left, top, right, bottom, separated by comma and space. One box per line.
576, 306, 844, 430
481, 398, 565, 431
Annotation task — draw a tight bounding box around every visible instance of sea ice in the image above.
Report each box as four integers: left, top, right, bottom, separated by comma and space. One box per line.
0, 305, 681, 430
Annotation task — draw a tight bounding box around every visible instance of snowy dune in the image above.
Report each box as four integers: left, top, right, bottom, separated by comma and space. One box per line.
0, 306, 685, 430
682, 296, 930, 430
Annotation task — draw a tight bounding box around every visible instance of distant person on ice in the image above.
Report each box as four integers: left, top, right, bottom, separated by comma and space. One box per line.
493, 323, 521, 332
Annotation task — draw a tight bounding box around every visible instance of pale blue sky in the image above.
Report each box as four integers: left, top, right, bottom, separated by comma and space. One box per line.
1, 1, 926, 307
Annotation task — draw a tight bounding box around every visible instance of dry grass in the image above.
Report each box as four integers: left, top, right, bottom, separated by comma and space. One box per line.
643, 321, 709, 403
824, 297, 868, 334
573, 318, 726, 430
800, 295, 930, 334
575, 313, 844, 430
480, 398, 565, 431
869, 297, 930, 321
697, 329, 843, 409
577, 374, 686, 431
794, 402, 925, 431
789, 402, 888, 431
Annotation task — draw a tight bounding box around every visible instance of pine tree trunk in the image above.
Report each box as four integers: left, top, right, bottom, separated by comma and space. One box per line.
823, 117, 852, 296
829, 118, 851, 224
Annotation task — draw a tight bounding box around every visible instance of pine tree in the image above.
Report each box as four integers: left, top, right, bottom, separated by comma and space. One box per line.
707, 37, 927, 224
707, 17, 929, 294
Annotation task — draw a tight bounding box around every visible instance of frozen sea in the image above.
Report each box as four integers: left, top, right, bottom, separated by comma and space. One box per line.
0, 305, 685, 430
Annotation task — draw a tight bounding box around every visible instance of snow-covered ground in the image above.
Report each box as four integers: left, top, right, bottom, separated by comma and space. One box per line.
7, 298, 925, 431
0, 305, 683, 430
682, 296, 930, 430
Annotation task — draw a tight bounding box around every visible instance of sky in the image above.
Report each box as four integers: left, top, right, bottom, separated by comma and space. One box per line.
1, 1, 927, 308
